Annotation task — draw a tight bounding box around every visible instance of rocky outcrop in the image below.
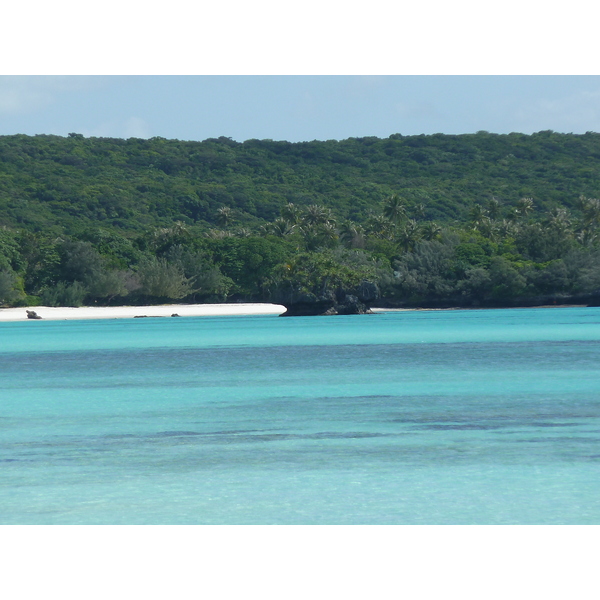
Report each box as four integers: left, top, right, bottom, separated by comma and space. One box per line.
278, 292, 336, 317
278, 281, 380, 317
26, 310, 42, 319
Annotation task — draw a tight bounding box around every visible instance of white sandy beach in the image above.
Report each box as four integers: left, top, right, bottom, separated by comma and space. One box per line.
0, 303, 286, 322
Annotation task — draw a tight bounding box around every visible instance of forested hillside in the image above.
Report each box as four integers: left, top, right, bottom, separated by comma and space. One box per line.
2, 130, 600, 310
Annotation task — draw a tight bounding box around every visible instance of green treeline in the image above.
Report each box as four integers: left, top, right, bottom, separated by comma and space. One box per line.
2, 130, 600, 308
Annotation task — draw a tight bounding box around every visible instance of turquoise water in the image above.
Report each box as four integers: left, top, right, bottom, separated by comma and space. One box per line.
1, 307, 599, 524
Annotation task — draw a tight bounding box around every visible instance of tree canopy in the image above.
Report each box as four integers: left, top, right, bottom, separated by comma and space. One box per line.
2, 131, 600, 309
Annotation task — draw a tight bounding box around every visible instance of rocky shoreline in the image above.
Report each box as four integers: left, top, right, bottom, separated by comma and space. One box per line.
277, 281, 380, 316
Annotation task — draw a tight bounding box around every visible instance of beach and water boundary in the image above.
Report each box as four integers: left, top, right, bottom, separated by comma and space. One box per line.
1, 302, 589, 322
0, 303, 287, 321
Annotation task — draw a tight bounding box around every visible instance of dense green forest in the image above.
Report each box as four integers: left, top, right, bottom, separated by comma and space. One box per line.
2, 130, 600, 310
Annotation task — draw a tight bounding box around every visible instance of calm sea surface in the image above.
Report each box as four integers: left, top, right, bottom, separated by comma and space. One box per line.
1, 307, 599, 524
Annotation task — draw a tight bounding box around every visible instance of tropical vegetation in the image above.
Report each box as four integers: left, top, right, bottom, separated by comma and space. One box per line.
2, 130, 600, 308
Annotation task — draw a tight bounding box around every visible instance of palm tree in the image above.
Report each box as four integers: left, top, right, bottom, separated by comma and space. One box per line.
263, 218, 296, 237
302, 204, 336, 228
496, 219, 517, 238
476, 216, 494, 239
420, 221, 442, 241
515, 197, 534, 218
280, 202, 302, 225
339, 221, 365, 249
365, 214, 396, 241
300, 221, 338, 251
215, 206, 233, 228
487, 197, 501, 220
383, 194, 407, 224
205, 229, 233, 239
469, 204, 489, 230
397, 219, 421, 252
576, 196, 600, 230
546, 207, 571, 231
577, 228, 598, 247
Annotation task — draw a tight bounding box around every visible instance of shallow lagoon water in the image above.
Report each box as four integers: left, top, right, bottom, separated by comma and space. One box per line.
1, 307, 599, 524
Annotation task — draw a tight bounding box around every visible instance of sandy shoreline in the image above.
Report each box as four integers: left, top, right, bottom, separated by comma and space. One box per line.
371, 304, 590, 312
0, 303, 287, 322
1, 303, 590, 322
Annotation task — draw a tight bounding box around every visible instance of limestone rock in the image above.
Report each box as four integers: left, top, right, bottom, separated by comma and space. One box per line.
278, 280, 379, 317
